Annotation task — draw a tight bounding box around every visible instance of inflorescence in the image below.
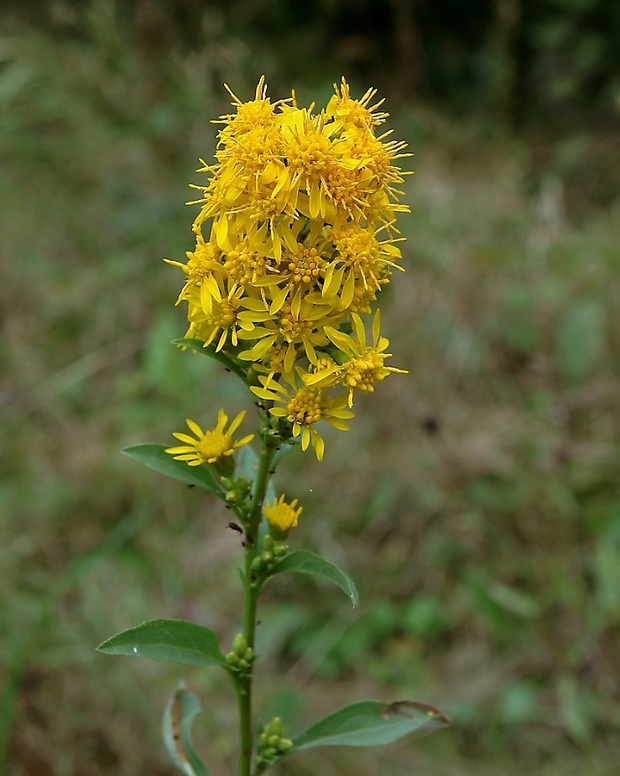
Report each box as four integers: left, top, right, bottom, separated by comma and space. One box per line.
167, 78, 410, 461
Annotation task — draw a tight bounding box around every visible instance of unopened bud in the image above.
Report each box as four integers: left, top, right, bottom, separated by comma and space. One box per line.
231, 633, 247, 655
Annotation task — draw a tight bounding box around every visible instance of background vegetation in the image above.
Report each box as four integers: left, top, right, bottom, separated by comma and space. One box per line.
1, 1, 619, 774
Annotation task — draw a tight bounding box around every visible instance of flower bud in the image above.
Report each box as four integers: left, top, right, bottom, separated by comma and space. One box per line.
231, 632, 247, 656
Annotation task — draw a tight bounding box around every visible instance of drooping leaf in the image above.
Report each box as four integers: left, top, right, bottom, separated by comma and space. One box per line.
162, 685, 210, 776
97, 619, 227, 667
122, 444, 225, 498
291, 700, 449, 751
268, 550, 359, 608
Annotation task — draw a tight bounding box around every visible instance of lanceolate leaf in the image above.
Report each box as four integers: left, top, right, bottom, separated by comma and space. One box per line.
97, 619, 227, 667
122, 444, 225, 498
162, 685, 210, 776
291, 700, 449, 751
268, 550, 359, 608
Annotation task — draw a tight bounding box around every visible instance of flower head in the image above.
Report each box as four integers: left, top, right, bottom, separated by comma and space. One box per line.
263, 495, 302, 534
251, 373, 354, 461
307, 311, 407, 406
166, 410, 254, 467
326, 77, 389, 130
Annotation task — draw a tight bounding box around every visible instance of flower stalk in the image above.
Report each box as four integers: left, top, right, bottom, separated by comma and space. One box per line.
237, 411, 280, 776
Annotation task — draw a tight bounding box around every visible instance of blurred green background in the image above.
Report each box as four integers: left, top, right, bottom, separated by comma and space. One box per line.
1, 1, 619, 774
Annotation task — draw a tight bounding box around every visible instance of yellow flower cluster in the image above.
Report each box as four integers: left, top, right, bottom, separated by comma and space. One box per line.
169, 78, 409, 459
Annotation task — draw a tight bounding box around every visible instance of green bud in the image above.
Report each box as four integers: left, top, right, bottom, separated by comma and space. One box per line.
231, 632, 247, 655
267, 716, 283, 734
236, 477, 251, 496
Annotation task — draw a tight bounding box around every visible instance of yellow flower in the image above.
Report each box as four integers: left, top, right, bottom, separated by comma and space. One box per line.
325, 77, 389, 130
263, 495, 302, 533
251, 374, 354, 461
321, 223, 403, 310
166, 410, 254, 466
278, 108, 342, 220
307, 311, 407, 406
223, 243, 280, 288
182, 274, 270, 352
165, 233, 221, 294
218, 76, 284, 141
238, 294, 340, 373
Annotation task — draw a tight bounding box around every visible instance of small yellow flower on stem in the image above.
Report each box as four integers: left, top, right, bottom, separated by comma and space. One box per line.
165, 410, 254, 472
307, 311, 407, 407
251, 376, 354, 461
263, 495, 302, 536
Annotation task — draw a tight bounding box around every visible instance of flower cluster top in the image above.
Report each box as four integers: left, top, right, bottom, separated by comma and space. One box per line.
168, 78, 409, 460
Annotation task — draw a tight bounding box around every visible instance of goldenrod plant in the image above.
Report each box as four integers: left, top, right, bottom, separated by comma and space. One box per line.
98, 78, 448, 776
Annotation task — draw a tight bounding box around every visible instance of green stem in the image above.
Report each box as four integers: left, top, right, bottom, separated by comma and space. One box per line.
237, 413, 279, 776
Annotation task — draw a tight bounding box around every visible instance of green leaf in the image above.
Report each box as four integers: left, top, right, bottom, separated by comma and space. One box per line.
269, 550, 359, 608
162, 685, 210, 776
292, 700, 449, 751
97, 619, 227, 667
122, 444, 225, 498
